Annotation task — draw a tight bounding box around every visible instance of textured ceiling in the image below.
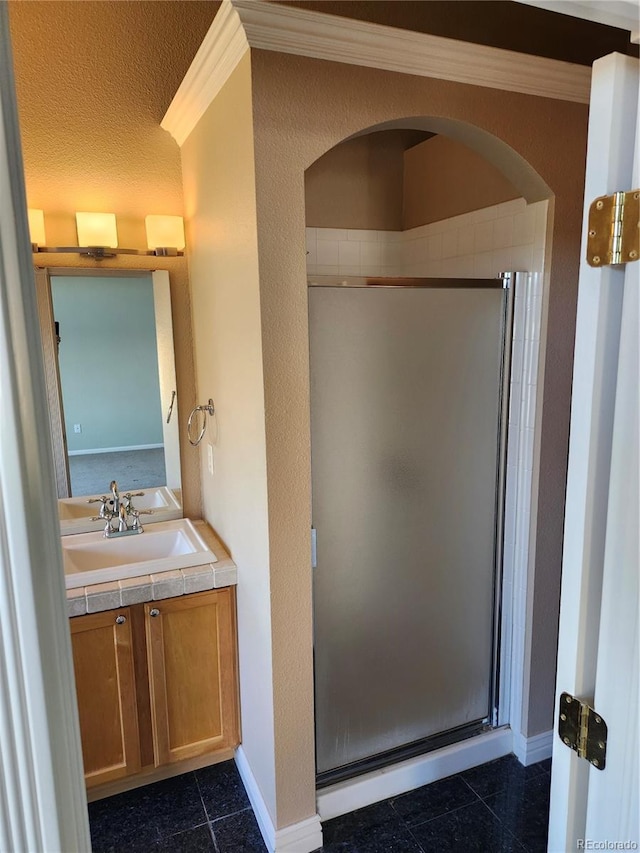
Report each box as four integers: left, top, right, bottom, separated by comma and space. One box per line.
9, 1, 219, 221
8, 0, 635, 229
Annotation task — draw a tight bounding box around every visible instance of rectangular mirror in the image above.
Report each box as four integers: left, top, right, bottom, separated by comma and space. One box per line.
35, 268, 182, 530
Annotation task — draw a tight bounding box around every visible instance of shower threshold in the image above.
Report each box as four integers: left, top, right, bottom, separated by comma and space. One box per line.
316, 719, 490, 788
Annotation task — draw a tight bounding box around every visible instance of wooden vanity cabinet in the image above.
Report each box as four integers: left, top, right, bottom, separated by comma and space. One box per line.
145, 590, 239, 765
70, 588, 239, 790
70, 608, 141, 788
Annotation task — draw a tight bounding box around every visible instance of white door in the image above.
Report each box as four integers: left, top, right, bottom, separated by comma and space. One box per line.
548, 52, 639, 852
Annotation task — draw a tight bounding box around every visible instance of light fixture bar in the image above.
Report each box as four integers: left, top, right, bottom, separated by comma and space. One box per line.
32, 246, 184, 260
28, 212, 185, 260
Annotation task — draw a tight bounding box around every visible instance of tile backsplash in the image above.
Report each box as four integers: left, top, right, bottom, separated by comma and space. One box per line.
306, 198, 547, 279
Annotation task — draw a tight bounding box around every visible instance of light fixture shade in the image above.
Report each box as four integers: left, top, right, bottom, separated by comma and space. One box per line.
76, 212, 118, 247
145, 215, 185, 250
28, 209, 46, 246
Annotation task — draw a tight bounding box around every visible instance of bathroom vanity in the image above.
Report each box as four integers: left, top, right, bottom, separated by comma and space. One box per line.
65, 521, 240, 798
34, 264, 241, 797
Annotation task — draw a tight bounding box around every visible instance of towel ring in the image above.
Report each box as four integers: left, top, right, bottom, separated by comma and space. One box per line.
187, 399, 215, 446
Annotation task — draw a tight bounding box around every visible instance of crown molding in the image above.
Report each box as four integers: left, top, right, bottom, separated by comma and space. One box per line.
162, 0, 592, 147
161, 0, 248, 146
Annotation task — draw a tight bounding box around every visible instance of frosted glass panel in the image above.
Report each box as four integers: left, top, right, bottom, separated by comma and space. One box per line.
310, 284, 505, 774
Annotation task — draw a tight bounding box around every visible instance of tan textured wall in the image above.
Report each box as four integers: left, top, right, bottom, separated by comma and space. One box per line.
248, 50, 588, 820
180, 55, 277, 819
403, 135, 520, 229
8, 0, 218, 517
305, 130, 426, 230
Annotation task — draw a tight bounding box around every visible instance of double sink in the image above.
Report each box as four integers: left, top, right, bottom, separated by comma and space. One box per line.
59, 486, 218, 590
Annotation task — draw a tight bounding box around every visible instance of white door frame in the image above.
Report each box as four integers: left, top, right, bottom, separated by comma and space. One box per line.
0, 1, 637, 850
548, 51, 639, 851
0, 7, 90, 851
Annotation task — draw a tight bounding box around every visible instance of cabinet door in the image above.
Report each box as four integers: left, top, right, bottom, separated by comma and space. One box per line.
70, 609, 141, 787
145, 589, 239, 765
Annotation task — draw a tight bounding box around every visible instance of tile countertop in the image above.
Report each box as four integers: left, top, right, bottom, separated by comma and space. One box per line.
66, 520, 237, 618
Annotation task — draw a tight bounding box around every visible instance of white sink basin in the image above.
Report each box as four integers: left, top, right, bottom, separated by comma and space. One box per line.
62, 518, 217, 588
59, 486, 182, 535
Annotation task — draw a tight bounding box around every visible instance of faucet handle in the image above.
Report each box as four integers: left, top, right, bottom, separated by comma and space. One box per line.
92, 507, 115, 523
88, 496, 110, 517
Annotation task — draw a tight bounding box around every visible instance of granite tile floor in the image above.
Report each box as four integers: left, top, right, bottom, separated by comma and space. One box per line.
89, 754, 551, 852
88, 762, 263, 853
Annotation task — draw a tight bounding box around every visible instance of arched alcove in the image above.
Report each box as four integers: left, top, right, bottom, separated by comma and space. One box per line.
305, 121, 551, 282
304, 116, 553, 794
343, 117, 552, 203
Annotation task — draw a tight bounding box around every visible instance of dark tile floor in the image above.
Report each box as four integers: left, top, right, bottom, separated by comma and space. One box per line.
89, 754, 551, 853
321, 755, 552, 853
88, 762, 263, 853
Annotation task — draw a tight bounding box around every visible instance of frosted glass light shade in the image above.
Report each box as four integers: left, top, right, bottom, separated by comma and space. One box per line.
28, 209, 46, 246
145, 215, 185, 250
76, 212, 118, 247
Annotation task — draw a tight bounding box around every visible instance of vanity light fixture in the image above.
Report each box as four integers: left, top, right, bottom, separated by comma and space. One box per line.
75, 211, 118, 251
27, 208, 46, 249
29, 211, 186, 260
145, 215, 185, 255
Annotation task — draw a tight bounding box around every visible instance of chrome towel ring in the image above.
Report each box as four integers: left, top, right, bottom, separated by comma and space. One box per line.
187, 399, 215, 446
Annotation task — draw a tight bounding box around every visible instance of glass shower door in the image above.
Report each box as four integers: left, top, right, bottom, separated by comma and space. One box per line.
309, 281, 508, 778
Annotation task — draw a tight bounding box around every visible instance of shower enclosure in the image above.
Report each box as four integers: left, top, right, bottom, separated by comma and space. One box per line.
309, 276, 513, 783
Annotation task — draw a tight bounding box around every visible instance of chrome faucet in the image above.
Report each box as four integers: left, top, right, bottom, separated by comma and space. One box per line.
95, 505, 148, 539
89, 481, 151, 538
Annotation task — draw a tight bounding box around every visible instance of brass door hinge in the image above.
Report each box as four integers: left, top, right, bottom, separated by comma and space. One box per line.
587, 189, 639, 267
558, 692, 607, 770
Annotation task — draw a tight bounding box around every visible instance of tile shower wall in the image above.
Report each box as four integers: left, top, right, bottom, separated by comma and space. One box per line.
306, 198, 548, 279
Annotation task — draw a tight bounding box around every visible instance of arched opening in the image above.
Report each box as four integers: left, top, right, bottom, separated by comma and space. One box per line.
305, 120, 551, 281
306, 121, 551, 791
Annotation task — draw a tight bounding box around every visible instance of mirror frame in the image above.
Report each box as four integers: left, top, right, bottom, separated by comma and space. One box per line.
35, 267, 179, 499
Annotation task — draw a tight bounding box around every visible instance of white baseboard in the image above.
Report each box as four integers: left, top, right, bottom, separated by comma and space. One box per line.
68, 443, 164, 456
512, 729, 553, 766
317, 727, 514, 821
274, 815, 323, 853
234, 747, 323, 853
